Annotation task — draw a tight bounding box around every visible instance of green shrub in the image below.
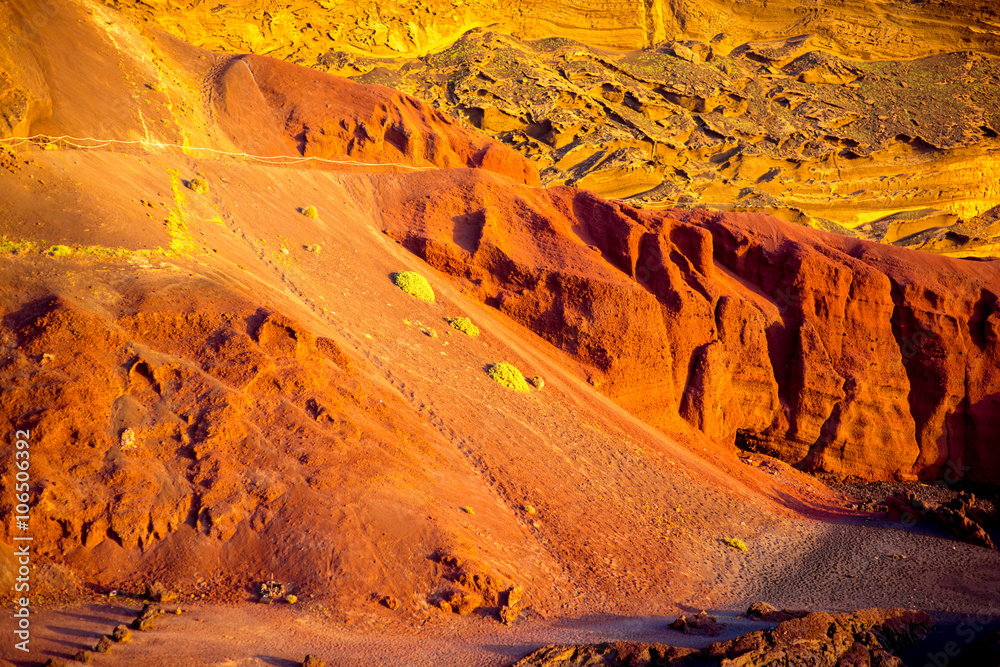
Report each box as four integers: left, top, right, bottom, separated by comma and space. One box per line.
48, 245, 73, 257
488, 362, 531, 392
186, 177, 209, 194
0, 238, 34, 255
392, 271, 435, 301
723, 538, 748, 552
447, 316, 480, 337
302, 205, 319, 219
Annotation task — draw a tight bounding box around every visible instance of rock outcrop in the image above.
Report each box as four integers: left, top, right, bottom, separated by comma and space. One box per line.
886, 490, 998, 549
380, 171, 1000, 482
101, 1, 1000, 254
108, 0, 1000, 59
210, 54, 538, 185
348, 31, 1000, 236
514, 608, 932, 666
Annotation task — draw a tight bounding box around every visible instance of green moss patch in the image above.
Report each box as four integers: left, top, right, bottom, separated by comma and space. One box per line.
0, 238, 35, 255
488, 362, 531, 392
392, 271, 435, 301
48, 245, 73, 257
723, 538, 748, 552
447, 316, 480, 336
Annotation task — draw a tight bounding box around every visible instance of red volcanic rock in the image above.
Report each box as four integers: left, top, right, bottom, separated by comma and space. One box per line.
211, 54, 539, 186
379, 170, 1000, 483
886, 491, 997, 549
515, 608, 931, 666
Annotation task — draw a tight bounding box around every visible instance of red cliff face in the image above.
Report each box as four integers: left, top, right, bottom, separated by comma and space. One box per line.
379, 170, 1000, 483
211, 54, 540, 186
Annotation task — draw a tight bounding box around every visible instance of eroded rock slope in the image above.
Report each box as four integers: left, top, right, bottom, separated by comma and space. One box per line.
380, 171, 1000, 483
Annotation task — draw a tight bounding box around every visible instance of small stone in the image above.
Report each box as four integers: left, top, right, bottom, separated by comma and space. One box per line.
147, 581, 177, 603
499, 603, 522, 625
506, 586, 524, 608
672, 44, 700, 64
138, 603, 164, 620
133, 616, 155, 631
112, 624, 132, 643
259, 580, 287, 598
450, 592, 484, 615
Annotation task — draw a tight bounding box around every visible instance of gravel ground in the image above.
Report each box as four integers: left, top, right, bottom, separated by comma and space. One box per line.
822, 476, 999, 514
718, 513, 1000, 616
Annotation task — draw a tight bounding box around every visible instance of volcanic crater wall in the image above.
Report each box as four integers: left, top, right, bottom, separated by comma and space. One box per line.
380, 172, 1000, 483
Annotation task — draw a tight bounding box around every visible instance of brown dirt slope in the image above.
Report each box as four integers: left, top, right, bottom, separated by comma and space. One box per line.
1, 282, 554, 610
0, 142, 822, 621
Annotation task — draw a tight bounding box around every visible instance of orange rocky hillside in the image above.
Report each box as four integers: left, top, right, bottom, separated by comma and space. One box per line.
381, 175, 1000, 483
0, 4, 998, 666
0, 0, 824, 613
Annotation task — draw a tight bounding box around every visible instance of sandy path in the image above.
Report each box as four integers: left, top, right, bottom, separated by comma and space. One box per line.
17, 601, 773, 666
9, 514, 998, 666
